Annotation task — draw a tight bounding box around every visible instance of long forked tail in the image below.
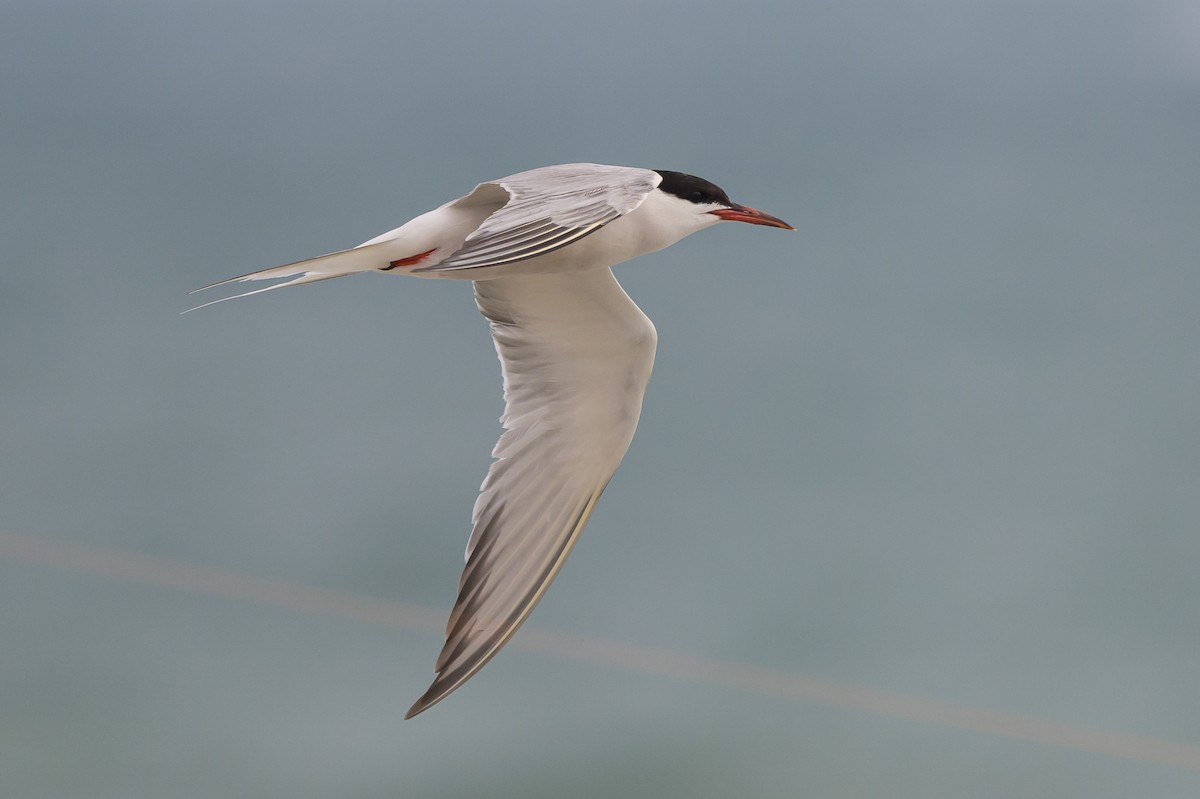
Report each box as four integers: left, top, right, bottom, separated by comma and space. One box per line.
184, 238, 402, 313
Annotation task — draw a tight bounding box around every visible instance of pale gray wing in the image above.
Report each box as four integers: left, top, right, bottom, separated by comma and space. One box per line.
416, 164, 661, 272
405, 267, 657, 718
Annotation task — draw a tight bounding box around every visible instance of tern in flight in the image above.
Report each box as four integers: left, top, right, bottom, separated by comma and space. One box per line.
192, 163, 793, 717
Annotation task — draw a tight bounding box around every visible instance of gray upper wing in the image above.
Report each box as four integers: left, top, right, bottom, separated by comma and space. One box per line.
416, 164, 661, 273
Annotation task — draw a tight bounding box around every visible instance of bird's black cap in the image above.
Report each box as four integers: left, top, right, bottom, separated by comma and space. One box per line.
653, 170, 733, 207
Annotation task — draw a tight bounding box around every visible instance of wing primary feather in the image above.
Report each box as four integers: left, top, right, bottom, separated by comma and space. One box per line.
451, 479, 581, 613
454, 218, 560, 251
406, 487, 604, 719
438, 226, 576, 267
421, 217, 616, 272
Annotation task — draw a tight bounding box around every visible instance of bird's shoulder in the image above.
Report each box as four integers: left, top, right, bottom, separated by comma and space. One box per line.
487, 163, 662, 218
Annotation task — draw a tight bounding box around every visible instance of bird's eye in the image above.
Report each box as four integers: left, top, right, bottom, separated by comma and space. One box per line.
687, 191, 705, 202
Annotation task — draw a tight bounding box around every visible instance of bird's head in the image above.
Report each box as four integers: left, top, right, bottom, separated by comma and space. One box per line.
653, 170, 794, 232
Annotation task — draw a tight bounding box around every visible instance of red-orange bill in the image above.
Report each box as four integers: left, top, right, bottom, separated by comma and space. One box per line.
710, 205, 794, 230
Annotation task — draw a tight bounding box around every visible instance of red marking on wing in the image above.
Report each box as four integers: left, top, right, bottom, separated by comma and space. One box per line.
384, 247, 438, 270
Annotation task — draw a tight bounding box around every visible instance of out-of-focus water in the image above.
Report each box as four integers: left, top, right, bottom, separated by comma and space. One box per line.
2, 1, 1198, 796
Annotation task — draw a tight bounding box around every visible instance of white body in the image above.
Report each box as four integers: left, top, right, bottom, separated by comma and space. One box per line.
364, 185, 720, 279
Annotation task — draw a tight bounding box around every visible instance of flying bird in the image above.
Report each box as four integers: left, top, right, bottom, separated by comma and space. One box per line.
191, 163, 793, 717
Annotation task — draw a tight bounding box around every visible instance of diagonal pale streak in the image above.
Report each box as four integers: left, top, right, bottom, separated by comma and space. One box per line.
1, 530, 1197, 772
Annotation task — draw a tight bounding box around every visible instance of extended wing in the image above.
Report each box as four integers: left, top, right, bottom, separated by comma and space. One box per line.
405, 267, 658, 717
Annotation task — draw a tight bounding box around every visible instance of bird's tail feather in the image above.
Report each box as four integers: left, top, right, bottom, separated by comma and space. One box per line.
184, 238, 399, 313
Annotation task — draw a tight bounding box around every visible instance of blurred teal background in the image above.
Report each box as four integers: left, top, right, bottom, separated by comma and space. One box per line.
2, 0, 1199, 796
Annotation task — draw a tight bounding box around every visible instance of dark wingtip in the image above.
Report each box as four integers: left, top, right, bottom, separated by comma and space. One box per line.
404, 683, 444, 720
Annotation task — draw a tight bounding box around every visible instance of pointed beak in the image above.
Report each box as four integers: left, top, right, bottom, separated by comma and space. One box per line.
709, 204, 795, 230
